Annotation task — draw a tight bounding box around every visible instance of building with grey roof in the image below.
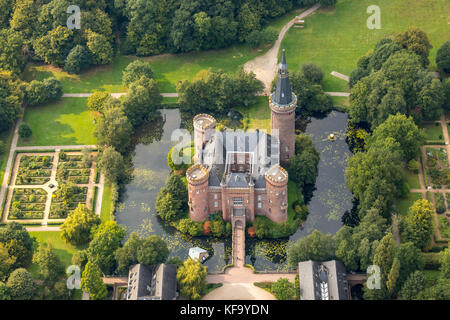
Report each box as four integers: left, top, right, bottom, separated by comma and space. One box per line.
127, 264, 178, 300
186, 50, 296, 225
298, 260, 349, 300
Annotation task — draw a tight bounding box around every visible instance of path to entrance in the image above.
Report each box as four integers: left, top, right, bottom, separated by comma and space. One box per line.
203, 283, 276, 300
243, 3, 321, 92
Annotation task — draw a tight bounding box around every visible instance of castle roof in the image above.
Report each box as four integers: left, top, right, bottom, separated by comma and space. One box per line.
200, 130, 280, 189
272, 49, 295, 106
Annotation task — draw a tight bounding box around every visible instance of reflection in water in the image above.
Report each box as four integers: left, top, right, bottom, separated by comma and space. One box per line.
116, 109, 353, 271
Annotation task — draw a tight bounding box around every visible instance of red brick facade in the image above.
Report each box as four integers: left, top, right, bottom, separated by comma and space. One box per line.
270, 95, 297, 166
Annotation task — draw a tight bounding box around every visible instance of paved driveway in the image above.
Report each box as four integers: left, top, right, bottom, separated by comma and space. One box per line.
202, 283, 275, 300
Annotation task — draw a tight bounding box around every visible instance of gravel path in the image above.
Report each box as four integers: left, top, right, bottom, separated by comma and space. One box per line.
243, 3, 321, 92
331, 71, 350, 82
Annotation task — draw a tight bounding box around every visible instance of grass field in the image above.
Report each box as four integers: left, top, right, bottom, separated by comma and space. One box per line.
100, 182, 113, 223
395, 192, 422, 216
404, 167, 421, 189
422, 123, 444, 142
236, 96, 271, 133
280, 0, 449, 92
22, 9, 304, 94
18, 98, 97, 147
28, 231, 85, 273
331, 96, 350, 107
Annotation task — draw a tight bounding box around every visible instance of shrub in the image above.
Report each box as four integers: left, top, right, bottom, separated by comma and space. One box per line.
436, 41, 450, 74
0, 141, 4, 155
64, 45, 91, 74
176, 218, 203, 236
25, 78, 63, 106
210, 218, 225, 237
122, 60, 154, 87
246, 28, 278, 48
435, 193, 446, 214
407, 159, 419, 173
87, 92, 111, 113
18, 123, 32, 138
301, 63, 324, 84
271, 278, 295, 300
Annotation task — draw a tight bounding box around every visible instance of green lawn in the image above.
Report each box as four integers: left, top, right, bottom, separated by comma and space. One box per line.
18, 98, 97, 146
100, 182, 113, 223
280, 0, 449, 92
404, 167, 421, 189
423, 270, 441, 287
395, 192, 422, 216
331, 96, 349, 107
422, 123, 444, 142
28, 231, 85, 274
22, 9, 304, 94
236, 96, 271, 133
0, 129, 14, 185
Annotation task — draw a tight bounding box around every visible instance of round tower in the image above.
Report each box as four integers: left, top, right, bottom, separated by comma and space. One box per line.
270, 49, 297, 166
265, 164, 289, 223
193, 114, 216, 163
186, 163, 210, 222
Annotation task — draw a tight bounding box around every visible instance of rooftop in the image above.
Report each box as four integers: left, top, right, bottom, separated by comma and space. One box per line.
186, 163, 209, 182
193, 114, 216, 130
127, 264, 178, 300
298, 260, 349, 300
265, 164, 288, 183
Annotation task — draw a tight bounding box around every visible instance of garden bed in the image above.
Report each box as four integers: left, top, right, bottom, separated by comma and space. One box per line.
49, 186, 88, 219
16, 155, 53, 185
425, 147, 450, 187
8, 188, 47, 220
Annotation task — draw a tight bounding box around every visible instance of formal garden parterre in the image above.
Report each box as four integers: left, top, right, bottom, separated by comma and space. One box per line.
2, 149, 100, 224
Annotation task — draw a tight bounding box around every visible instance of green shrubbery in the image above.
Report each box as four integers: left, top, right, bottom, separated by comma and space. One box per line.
435, 193, 446, 214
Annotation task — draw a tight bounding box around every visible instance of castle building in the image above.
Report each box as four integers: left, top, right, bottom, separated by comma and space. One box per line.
186, 50, 297, 224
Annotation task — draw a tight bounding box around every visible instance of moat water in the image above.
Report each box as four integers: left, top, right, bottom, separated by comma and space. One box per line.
116, 109, 353, 271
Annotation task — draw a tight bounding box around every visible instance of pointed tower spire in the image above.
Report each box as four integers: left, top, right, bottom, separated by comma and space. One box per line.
269, 49, 297, 166
273, 49, 293, 105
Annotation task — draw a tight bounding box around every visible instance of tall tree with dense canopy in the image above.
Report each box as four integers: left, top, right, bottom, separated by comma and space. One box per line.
6, 268, 37, 300
81, 261, 108, 300
86, 30, 114, 65
121, 76, 162, 127
60, 204, 101, 246
122, 60, 154, 87
398, 271, 427, 300
136, 235, 169, 265
395, 242, 424, 288
287, 230, 335, 267
394, 27, 433, 67
369, 113, 425, 161
403, 199, 433, 250
95, 107, 133, 153
177, 258, 207, 300
86, 221, 126, 274
32, 243, 65, 285
436, 41, 450, 74
0, 222, 34, 268
97, 146, 126, 183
